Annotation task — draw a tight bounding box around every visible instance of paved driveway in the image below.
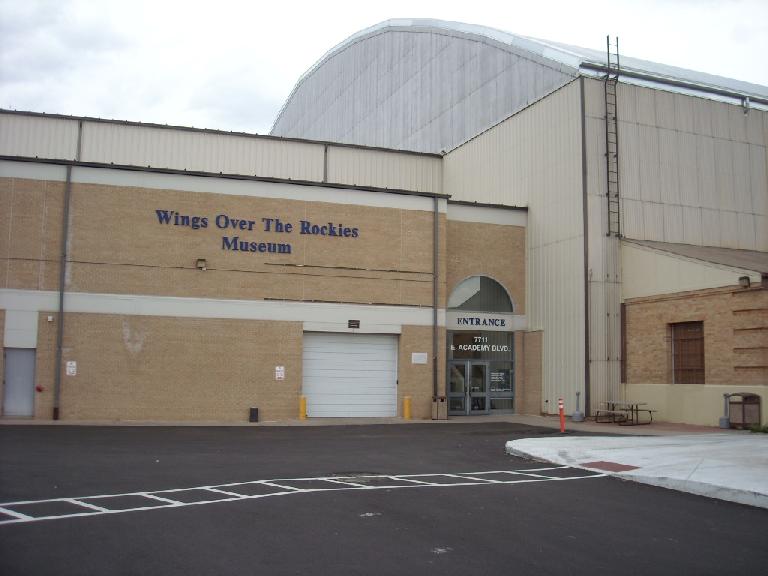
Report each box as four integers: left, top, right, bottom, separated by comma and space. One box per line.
1, 423, 766, 575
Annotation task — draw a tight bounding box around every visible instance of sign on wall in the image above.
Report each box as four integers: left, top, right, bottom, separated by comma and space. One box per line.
445, 312, 527, 332
153, 210, 360, 257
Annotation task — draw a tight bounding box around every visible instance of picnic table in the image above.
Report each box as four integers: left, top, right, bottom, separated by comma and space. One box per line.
595, 400, 656, 426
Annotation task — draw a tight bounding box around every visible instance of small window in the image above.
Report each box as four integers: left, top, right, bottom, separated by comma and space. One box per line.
671, 322, 704, 384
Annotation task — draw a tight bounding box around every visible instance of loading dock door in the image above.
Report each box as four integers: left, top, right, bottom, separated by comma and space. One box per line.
302, 333, 398, 417
3, 349, 36, 417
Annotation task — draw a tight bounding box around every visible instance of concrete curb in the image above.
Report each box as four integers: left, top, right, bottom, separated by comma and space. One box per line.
506, 435, 768, 510
621, 474, 768, 509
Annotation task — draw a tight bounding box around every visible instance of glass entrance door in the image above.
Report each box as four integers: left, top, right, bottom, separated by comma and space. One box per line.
448, 361, 489, 415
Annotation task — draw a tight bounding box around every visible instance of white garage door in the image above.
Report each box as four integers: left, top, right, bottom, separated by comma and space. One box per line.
303, 333, 398, 417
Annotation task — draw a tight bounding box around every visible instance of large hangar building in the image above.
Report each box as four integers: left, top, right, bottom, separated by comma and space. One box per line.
1, 19, 766, 425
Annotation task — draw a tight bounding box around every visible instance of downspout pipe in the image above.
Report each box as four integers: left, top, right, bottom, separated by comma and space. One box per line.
579, 77, 591, 417
53, 120, 82, 420
432, 197, 439, 404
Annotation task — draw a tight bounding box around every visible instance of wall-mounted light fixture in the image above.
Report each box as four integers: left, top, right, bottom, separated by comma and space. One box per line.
738, 276, 751, 288
196, 258, 208, 271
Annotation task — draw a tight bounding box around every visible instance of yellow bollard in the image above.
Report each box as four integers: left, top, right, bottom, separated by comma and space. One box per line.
299, 395, 307, 420
403, 396, 412, 420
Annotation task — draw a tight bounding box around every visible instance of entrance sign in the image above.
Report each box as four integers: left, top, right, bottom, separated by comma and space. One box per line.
446, 311, 526, 332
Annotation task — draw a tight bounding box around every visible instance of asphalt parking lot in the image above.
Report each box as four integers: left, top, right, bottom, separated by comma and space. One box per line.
1, 423, 766, 575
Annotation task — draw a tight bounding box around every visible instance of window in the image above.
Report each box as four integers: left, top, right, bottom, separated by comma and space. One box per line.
672, 322, 704, 384
448, 276, 513, 313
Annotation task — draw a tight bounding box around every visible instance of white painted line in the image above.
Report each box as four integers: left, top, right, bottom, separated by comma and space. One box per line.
0, 469, 607, 526
323, 479, 369, 488
141, 494, 183, 505
0, 506, 34, 521
452, 475, 502, 484
203, 488, 248, 498
257, 481, 302, 492
391, 477, 436, 485
68, 499, 110, 513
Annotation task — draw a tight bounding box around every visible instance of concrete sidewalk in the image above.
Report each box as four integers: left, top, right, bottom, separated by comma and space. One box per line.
506, 433, 768, 509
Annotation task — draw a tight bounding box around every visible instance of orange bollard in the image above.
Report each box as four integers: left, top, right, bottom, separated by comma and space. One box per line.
558, 398, 565, 433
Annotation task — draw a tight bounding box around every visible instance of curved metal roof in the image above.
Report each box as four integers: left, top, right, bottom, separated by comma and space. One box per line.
274, 18, 768, 133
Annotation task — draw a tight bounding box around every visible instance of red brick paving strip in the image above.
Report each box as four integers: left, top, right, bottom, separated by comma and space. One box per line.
581, 461, 639, 472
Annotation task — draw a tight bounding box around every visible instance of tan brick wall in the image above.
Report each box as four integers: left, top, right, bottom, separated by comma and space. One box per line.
54, 313, 303, 421
626, 287, 768, 386
398, 326, 446, 419
446, 220, 525, 313
1, 177, 444, 307
521, 331, 543, 415
0, 177, 64, 291
35, 312, 57, 419
0, 309, 4, 414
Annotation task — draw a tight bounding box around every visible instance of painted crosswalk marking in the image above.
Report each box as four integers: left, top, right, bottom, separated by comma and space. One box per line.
0, 467, 605, 526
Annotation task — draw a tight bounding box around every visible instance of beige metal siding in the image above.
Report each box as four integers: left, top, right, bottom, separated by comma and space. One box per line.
615, 83, 768, 251
0, 114, 80, 160
444, 80, 585, 414
80, 122, 325, 182
585, 77, 768, 412
622, 243, 761, 299
0, 112, 442, 194
583, 77, 624, 412
326, 147, 442, 194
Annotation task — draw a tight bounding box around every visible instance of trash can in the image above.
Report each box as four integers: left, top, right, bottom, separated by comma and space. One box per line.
249, 407, 259, 423
728, 393, 761, 430
431, 396, 447, 420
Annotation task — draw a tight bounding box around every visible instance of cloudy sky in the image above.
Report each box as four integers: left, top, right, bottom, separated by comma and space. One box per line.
1, 0, 766, 135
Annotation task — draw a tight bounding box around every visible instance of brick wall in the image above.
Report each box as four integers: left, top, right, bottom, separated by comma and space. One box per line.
626, 286, 767, 386
53, 313, 302, 421
1, 177, 443, 306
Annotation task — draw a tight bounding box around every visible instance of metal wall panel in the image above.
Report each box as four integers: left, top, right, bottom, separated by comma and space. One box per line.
80, 122, 325, 182
750, 144, 768, 214
273, 28, 575, 154
444, 81, 585, 414
658, 128, 681, 205
615, 83, 768, 251
1, 112, 442, 195
0, 113, 79, 159
654, 90, 676, 130
326, 147, 442, 194
728, 105, 748, 142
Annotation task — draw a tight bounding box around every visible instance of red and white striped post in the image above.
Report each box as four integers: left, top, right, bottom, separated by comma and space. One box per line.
558, 398, 565, 433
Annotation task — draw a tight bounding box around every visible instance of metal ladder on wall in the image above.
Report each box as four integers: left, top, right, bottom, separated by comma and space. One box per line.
605, 36, 621, 237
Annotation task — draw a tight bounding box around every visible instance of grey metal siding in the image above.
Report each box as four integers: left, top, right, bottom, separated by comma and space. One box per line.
272, 29, 575, 154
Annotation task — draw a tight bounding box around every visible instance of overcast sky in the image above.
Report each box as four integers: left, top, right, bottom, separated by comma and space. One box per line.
1, 0, 766, 135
